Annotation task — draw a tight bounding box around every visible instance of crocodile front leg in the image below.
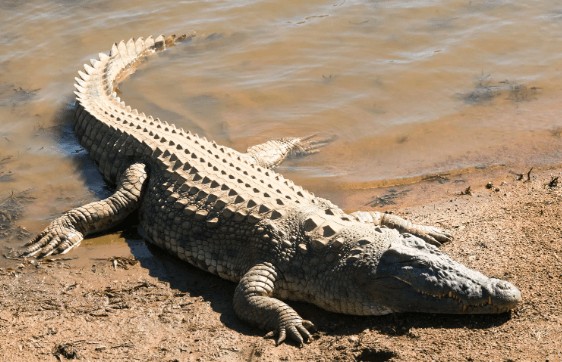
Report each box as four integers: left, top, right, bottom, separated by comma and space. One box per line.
351, 211, 452, 246
22, 163, 148, 257
246, 135, 333, 169
233, 262, 315, 346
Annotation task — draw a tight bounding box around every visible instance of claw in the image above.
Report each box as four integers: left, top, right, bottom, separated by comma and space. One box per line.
424, 235, 441, 247
265, 319, 315, 346
293, 134, 336, 157
287, 325, 304, 347
22, 223, 84, 259
22, 234, 52, 257
410, 224, 453, 247
23, 247, 42, 258
296, 324, 312, 342
23, 231, 45, 247
58, 240, 81, 255
276, 328, 287, 346
302, 320, 316, 330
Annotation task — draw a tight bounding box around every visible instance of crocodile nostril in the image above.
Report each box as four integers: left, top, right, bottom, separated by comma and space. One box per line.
495, 280, 512, 290
492, 279, 517, 291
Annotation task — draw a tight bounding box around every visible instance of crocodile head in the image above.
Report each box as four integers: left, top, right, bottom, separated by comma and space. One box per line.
352, 234, 521, 314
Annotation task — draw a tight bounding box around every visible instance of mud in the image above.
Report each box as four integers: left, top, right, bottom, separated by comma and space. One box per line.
1, 166, 561, 361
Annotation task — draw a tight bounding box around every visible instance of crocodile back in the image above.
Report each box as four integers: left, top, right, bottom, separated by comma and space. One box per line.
73, 35, 327, 241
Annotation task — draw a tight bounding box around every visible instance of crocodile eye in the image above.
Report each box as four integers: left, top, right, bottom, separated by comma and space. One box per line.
412, 260, 428, 268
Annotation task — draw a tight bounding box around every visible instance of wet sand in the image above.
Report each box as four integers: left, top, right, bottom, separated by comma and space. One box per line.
1, 165, 561, 361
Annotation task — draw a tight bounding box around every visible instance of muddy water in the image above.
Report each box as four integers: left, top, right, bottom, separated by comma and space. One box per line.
2, 0, 562, 260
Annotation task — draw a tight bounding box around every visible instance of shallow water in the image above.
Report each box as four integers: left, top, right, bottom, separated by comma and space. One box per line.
2, 0, 562, 257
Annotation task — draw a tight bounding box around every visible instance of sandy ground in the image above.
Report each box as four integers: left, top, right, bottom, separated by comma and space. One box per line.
1, 166, 561, 361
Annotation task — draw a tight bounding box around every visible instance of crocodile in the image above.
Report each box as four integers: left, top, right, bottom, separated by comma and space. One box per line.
22, 34, 521, 346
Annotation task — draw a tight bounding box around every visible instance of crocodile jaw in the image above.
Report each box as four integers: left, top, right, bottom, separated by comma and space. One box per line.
365, 236, 521, 314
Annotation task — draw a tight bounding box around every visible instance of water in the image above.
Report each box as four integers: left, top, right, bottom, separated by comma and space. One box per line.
2, 0, 562, 255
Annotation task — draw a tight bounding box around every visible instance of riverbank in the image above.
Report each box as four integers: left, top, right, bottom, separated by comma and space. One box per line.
0, 165, 561, 361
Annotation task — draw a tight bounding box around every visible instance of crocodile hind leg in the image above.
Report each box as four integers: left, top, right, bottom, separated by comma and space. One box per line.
234, 262, 315, 346
22, 163, 148, 258
351, 211, 452, 246
246, 135, 333, 169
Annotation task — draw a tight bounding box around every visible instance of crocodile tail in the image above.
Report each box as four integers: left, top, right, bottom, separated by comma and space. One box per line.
72, 34, 194, 183
74, 34, 194, 110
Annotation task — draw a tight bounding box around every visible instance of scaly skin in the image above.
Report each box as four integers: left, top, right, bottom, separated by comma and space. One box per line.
22, 34, 521, 346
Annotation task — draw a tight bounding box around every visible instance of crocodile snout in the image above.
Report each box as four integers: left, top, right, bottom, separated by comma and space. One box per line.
487, 278, 521, 311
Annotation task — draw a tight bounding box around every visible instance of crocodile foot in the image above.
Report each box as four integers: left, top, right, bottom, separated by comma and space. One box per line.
352, 211, 453, 246
22, 220, 84, 258
265, 319, 316, 347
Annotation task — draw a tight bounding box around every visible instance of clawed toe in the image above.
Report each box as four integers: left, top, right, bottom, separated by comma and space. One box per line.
21, 226, 83, 259
294, 134, 336, 157
265, 319, 316, 347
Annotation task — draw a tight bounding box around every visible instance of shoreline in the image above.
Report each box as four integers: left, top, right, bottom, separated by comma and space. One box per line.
0, 165, 561, 360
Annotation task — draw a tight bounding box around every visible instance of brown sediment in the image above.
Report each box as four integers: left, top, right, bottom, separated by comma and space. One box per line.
1, 165, 561, 360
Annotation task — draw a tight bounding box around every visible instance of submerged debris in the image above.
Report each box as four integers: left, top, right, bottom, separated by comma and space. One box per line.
367, 188, 410, 207
0, 155, 14, 182
0, 190, 34, 240
459, 73, 539, 105
547, 176, 559, 188
0, 84, 40, 107
109, 256, 139, 270
526, 167, 533, 182
423, 174, 450, 184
